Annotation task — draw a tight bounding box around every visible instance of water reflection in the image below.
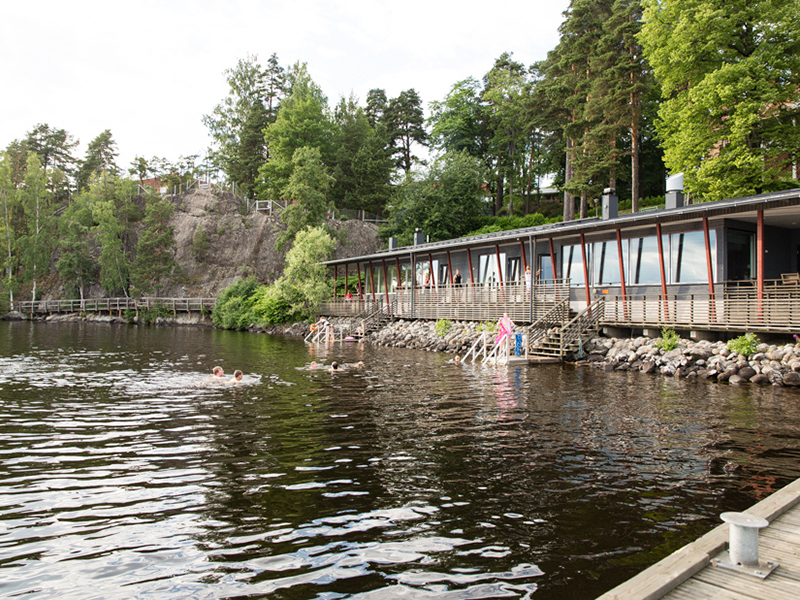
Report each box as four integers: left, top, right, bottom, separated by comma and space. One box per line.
1, 321, 800, 599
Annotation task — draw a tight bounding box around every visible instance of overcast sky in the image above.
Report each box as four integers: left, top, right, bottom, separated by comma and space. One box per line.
2, 0, 571, 171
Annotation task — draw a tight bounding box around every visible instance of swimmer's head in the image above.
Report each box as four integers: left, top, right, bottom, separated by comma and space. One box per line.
212, 366, 224, 377
331, 361, 339, 370
233, 370, 243, 381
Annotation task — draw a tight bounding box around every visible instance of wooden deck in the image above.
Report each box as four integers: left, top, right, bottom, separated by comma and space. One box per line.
597, 477, 800, 600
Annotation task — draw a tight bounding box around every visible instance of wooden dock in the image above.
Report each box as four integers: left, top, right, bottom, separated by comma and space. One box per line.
597, 477, 800, 599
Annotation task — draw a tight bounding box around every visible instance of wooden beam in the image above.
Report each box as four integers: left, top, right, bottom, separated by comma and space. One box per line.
703, 217, 716, 322
656, 223, 669, 320
616, 229, 628, 319
381, 259, 390, 311
580, 233, 591, 306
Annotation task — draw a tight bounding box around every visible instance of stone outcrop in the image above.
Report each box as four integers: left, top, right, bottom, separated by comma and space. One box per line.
578, 336, 800, 387
39, 188, 383, 301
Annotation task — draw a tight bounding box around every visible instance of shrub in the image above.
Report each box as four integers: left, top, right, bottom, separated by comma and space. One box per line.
252, 287, 294, 325
212, 276, 262, 329
727, 332, 760, 358
435, 318, 452, 337
476, 321, 497, 333
655, 326, 680, 351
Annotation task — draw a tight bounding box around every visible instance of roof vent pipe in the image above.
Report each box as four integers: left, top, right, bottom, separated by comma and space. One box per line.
413, 228, 425, 246
666, 173, 684, 209
602, 188, 618, 220
388, 237, 398, 250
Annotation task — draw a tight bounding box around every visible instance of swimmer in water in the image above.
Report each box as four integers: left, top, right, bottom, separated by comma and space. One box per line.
309, 361, 319, 370
228, 370, 243, 384
211, 366, 224, 379
329, 361, 340, 372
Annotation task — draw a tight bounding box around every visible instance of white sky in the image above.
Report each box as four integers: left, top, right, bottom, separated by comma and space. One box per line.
1, 0, 571, 171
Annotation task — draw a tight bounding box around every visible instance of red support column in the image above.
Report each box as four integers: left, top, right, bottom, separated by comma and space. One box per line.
467, 248, 475, 301
656, 223, 669, 320
381, 259, 390, 311
356, 262, 363, 301
446, 251, 454, 286
520, 240, 528, 272
757, 209, 764, 321
549, 238, 556, 280
616, 229, 628, 319
495, 244, 505, 302
580, 233, 591, 307
703, 217, 716, 322
368, 261, 375, 298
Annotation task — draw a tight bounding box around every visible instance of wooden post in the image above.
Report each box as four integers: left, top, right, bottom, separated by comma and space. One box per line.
446, 251, 454, 286
368, 261, 375, 299
616, 229, 628, 319
656, 223, 669, 321
757, 209, 764, 322
703, 217, 716, 322
334, 265, 338, 299
356, 263, 363, 300
467, 248, 475, 301
580, 233, 591, 307
381, 259, 390, 311
495, 244, 505, 302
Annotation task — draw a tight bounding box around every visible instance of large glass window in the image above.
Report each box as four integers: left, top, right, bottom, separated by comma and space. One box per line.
479, 253, 506, 286
671, 231, 716, 283
630, 236, 664, 285
538, 255, 554, 281
593, 241, 626, 285
562, 244, 590, 287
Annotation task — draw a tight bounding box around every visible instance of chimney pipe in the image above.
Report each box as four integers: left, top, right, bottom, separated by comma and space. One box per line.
602, 188, 618, 220
666, 173, 684, 209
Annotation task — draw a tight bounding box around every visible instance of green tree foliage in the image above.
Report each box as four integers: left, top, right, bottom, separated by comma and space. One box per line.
254, 225, 336, 323
386, 89, 429, 173
203, 54, 287, 196
211, 276, 262, 329
24, 123, 79, 204
19, 153, 52, 299
330, 96, 393, 215
258, 63, 334, 201
277, 146, 335, 249
429, 77, 488, 159
640, 0, 800, 201
0, 152, 19, 306
77, 130, 119, 192
89, 176, 139, 296
131, 195, 177, 295
382, 150, 488, 245
483, 54, 531, 216
56, 195, 97, 300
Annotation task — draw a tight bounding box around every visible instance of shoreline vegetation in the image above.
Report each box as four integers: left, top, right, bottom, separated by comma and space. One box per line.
7, 310, 800, 388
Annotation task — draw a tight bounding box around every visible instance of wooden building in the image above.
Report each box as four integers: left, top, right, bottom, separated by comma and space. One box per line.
321, 186, 800, 353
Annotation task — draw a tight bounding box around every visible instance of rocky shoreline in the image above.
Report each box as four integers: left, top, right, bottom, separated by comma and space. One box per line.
8, 311, 800, 387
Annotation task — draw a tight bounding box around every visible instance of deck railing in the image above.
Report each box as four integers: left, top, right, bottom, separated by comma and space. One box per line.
321, 280, 570, 324
18, 297, 216, 315
604, 289, 800, 332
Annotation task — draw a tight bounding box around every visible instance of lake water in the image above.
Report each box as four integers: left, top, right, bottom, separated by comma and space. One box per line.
2, 321, 800, 600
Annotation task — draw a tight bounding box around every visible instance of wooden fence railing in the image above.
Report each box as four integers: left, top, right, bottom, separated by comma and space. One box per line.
17, 298, 216, 315
603, 291, 800, 332
320, 280, 570, 324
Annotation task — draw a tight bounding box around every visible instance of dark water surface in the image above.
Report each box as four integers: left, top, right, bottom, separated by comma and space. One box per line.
2, 321, 800, 600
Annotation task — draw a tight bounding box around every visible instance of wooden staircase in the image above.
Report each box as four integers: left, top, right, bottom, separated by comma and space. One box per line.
528, 298, 604, 360
351, 301, 395, 339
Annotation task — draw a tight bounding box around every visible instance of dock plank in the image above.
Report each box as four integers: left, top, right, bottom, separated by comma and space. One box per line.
596, 477, 800, 600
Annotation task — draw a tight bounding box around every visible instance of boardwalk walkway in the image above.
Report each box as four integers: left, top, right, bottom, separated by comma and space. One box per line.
597, 477, 800, 599
17, 298, 216, 315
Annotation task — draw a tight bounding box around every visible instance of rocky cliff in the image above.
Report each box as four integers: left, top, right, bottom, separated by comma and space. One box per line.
161, 189, 383, 298
41, 188, 383, 301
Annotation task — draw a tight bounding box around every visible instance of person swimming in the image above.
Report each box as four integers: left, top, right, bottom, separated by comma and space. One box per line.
228, 370, 243, 384
329, 361, 340, 372
211, 366, 224, 379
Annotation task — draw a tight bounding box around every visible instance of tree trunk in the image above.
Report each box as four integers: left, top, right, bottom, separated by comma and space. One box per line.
580, 191, 588, 219
563, 138, 575, 221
